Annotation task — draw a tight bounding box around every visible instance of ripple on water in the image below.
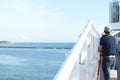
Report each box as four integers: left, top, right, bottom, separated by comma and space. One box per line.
0, 54, 27, 65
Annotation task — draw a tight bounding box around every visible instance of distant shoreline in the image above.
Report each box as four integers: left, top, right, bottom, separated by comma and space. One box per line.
0, 46, 72, 49
0, 42, 74, 49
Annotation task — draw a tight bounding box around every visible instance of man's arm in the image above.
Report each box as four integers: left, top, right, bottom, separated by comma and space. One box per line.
97, 45, 103, 80
98, 45, 103, 56
98, 45, 103, 52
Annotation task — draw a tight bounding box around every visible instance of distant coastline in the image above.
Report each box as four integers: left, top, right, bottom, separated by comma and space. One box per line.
0, 42, 75, 49
0, 41, 14, 46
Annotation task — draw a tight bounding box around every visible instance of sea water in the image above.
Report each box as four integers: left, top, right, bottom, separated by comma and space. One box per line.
0, 43, 74, 80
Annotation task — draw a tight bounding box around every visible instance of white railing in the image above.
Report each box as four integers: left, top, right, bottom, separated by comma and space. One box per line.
54, 20, 100, 80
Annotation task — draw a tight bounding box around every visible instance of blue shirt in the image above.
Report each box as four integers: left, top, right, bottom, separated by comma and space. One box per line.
100, 35, 117, 56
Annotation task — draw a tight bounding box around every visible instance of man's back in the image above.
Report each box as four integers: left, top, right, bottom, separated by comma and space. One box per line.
100, 35, 117, 56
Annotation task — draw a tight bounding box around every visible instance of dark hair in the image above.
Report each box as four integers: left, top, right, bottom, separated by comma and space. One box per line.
104, 31, 110, 34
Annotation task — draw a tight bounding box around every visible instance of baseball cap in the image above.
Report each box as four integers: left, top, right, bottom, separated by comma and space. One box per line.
104, 26, 112, 33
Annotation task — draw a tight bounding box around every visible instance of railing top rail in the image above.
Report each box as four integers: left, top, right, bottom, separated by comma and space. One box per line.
72, 20, 99, 54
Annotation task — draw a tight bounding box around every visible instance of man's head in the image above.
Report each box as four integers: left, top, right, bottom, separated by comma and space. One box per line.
104, 26, 112, 34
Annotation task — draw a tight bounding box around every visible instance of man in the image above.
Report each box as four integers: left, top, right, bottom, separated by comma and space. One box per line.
98, 26, 117, 80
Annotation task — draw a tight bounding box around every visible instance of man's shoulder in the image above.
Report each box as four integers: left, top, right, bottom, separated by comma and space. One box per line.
100, 35, 107, 40
102, 35, 114, 38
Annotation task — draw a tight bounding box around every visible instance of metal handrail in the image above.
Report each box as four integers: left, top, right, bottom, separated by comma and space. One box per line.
54, 20, 100, 80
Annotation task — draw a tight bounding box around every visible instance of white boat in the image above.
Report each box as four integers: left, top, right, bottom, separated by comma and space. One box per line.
53, 0, 120, 80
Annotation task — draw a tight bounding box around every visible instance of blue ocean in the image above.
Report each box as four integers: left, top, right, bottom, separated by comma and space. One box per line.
0, 43, 74, 80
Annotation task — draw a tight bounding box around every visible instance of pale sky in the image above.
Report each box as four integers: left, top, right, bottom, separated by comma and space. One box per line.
0, 0, 111, 42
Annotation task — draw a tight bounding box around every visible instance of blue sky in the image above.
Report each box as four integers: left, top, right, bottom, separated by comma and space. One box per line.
0, 0, 111, 42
